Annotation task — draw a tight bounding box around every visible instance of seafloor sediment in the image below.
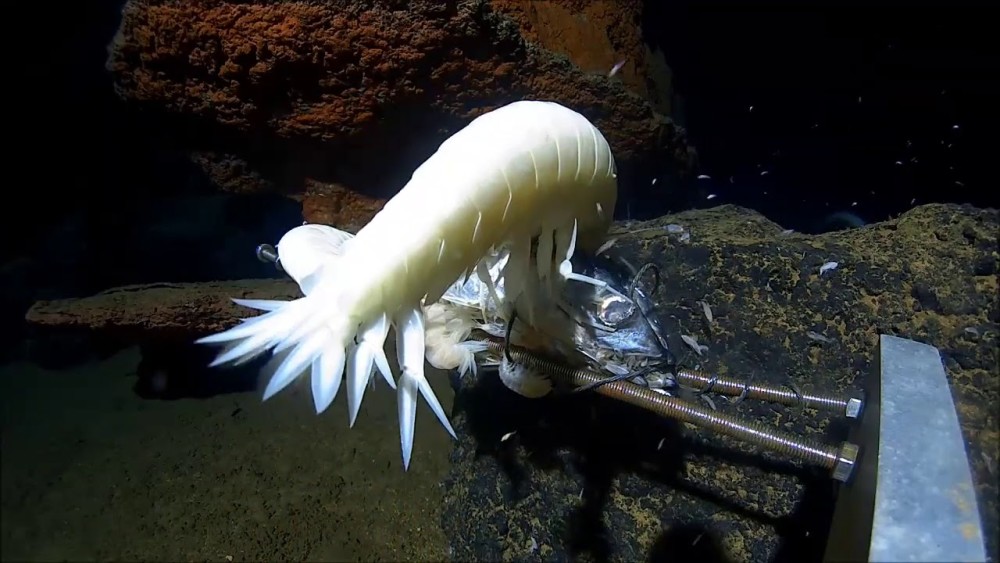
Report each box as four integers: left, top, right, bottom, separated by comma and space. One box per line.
18, 204, 999, 561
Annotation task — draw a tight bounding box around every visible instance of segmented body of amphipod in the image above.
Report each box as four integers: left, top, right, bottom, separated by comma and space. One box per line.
196, 100, 618, 468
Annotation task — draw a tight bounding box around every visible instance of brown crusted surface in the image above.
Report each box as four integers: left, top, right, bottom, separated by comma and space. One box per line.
490, 0, 674, 113
108, 0, 666, 140
107, 0, 694, 198
301, 179, 386, 232
25, 279, 300, 341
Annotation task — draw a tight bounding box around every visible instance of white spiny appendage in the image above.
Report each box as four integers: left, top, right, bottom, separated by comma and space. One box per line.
309, 339, 346, 413
196, 290, 353, 414
231, 298, 287, 312
475, 259, 503, 319
346, 312, 394, 427
265, 320, 343, 410
198, 298, 314, 367
200, 291, 397, 435
394, 306, 456, 470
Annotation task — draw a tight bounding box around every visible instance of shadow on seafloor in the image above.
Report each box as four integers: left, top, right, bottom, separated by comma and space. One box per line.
452, 369, 840, 563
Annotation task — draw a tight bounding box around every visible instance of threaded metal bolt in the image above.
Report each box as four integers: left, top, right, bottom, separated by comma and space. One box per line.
673, 369, 863, 419
480, 339, 860, 481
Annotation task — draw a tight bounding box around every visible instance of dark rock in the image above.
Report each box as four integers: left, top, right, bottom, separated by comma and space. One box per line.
440, 203, 998, 562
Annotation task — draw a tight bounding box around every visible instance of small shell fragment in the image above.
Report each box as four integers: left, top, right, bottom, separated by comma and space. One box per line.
819, 261, 839, 276
701, 394, 717, 411
680, 334, 709, 356
608, 59, 626, 77
806, 331, 833, 343
595, 238, 617, 255
697, 300, 713, 323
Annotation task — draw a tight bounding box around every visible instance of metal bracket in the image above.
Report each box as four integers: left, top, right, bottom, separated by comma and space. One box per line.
824, 334, 987, 562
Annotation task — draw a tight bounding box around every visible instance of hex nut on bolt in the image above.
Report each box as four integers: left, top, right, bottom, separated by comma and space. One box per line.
832, 442, 860, 483
845, 397, 863, 419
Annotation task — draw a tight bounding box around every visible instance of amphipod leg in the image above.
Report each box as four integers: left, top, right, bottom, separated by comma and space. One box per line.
395, 306, 457, 470
558, 220, 609, 288
476, 259, 503, 318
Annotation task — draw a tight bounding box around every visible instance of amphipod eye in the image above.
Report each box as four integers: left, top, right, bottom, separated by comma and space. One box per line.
597, 294, 635, 326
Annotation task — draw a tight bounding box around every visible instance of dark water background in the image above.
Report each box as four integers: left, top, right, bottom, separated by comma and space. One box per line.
6, 1, 995, 296
645, 1, 995, 231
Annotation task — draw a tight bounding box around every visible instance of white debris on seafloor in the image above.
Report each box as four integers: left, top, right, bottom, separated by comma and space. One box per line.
819, 261, 839, 276
701, 394, 718, 411
595, 237, 618, 255
806, 330, 833, 343
621, 223, 689, 242
680, 334, 709, 356
661, 223, 690, 244
500, 431, 516, 442
697, 300, 713, 323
